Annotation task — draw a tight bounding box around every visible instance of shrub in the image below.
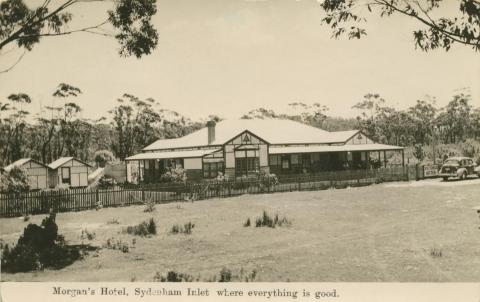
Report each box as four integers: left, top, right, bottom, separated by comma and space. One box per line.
253, 211, 291, 228
0, 166, 30, 193
106, 218, 119, 225
153, 267, 258, 282
216, 172, 226, 182
429, 247, 443, 258
153, 271, 197, 282
219, 267, 232, 282
144, 199, 155, 212
259, 171, 279, 187
125, 218, 156, 237
161, 167, 187, 183
97, 176, 117, 189
1, 213, 81, 272
413, 144, 424, 161
256, 210, 274, 228
80, 229, 96, 241
104, 237, 130, 253
460, 139, 480, 158
243, 218, 251, 227
94, 150, 115, 167
147, 218, 157, 235
169, 222, 195, 235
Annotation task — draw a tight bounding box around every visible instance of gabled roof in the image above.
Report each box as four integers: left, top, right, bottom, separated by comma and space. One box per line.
3, 158, 47, 172
48, 157, 74, 169
143, 119, 360, 151
48, 157, 92, 169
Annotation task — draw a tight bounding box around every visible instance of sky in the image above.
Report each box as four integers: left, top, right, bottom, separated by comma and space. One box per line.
0, 0, 479, 122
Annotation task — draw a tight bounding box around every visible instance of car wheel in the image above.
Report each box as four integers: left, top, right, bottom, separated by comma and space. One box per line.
461, 172, 467, 180
443, 177, 448, 181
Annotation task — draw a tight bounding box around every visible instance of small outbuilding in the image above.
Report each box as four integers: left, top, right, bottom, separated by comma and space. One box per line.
48, 157, 92, 188
3, 158, 49, 190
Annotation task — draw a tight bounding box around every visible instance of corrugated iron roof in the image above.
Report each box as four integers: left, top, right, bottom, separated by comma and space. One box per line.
3, 158, 33, 172
3, 158, 49, 172
125, 149, 217, 161
48, 157, 74, 169
48, 157, 92, 169
143, 119, 359, 151
269, 144, 404, 155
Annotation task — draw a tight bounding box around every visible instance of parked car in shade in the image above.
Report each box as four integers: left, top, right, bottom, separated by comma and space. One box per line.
438, 157, 478, 181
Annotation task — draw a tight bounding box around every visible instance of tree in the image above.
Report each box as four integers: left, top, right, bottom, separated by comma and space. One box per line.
109, 94, 161, 160
241, 108, 278, 119
435, 91, 473, 143
319, 0, 480, 51
0, 93, 31, 165
94, 149, 115, 167
408, 98, 438, 145
0, 0, 158, 72
352, 93, 386, 141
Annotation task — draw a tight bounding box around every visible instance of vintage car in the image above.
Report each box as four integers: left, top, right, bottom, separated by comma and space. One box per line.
439, 157, 478, 181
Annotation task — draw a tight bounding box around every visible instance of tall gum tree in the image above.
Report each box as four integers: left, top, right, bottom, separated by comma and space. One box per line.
319, 0, 480, 51
0, 0, 159, 73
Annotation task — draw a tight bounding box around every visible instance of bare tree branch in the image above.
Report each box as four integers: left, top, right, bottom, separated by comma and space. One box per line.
372, 0, 480, 46
0, 50, 26, 74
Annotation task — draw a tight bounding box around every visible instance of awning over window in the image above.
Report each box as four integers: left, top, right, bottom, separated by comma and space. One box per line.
125, 149, 218, 161
269, 143, 403, 155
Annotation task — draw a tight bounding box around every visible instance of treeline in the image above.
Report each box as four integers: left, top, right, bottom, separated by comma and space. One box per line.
0, 84, 204, 166
1, 84, 479, 167
242, 92, 480, 147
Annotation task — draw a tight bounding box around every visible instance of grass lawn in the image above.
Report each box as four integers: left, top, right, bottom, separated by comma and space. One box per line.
1, 178, 480, 282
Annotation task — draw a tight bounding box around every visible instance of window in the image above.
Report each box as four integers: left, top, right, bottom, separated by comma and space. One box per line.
269, 155, 280, 167
61, 167, 70, 184
281, 155, 290, 169
235, 158, 259, 176
203, 162, 224, 178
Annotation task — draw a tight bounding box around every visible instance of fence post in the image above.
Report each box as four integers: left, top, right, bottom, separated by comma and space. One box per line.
41, 190, 47, 214
142, 186, 145, 202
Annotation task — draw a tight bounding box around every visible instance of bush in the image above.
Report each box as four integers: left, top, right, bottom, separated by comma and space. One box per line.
161, 167, 187, 183
243, 218, 251, 227
143, 199, 155, 212
125, 218, 156, 237
106, 218, 120, 225
0, 166, 30, 193
219, 267, 232, 282
169, 222, 195, 235
153, 271, 197, 282
251, 211, 291, 228
97, 176, 117, 189
154, 267, 258, 282
1, 213, 81, 272
80, 229, 96, 241
103, 237, 130, 253
94, 150, 115, 167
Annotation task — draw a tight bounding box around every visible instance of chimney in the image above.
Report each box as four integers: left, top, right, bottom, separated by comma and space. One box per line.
207, 120, 216, 145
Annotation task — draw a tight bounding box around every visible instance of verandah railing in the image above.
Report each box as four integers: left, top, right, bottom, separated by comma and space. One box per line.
0, 166, 409, 218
